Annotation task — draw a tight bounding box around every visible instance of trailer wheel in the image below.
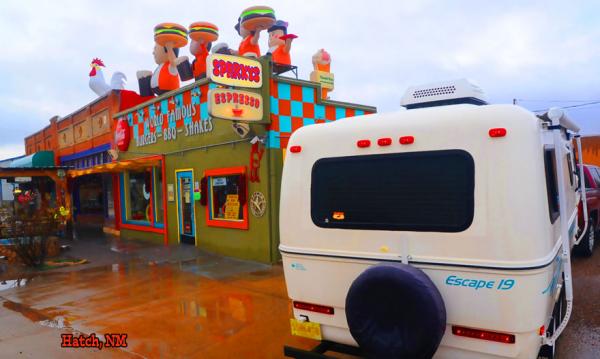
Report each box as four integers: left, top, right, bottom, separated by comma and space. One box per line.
345, 263, 446, 359
575, 221, 595, 257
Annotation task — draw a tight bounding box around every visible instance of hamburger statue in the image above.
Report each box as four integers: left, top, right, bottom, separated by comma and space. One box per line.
235, 6, 276, 57
188, 22, 219, 80
137, 23, 190, 97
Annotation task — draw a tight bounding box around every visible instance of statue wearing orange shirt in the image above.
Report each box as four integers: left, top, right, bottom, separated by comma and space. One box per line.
267, 20, 295, 66
235, 20, 264, 58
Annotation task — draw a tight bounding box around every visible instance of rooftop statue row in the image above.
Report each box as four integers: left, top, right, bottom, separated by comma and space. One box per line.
88, 6, 333, 101
137, 6, 296, 97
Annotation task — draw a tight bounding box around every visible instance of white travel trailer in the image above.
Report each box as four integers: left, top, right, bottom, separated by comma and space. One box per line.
280, 79, 588, 359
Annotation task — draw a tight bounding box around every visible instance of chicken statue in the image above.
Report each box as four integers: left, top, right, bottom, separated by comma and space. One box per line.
88, 58, 127, 97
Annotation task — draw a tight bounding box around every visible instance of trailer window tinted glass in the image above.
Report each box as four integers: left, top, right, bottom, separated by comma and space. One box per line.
311, 150, 475, 232
544, 148, 560, 223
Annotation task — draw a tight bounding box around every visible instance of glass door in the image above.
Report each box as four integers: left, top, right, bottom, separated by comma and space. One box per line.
176, 171, 195, 244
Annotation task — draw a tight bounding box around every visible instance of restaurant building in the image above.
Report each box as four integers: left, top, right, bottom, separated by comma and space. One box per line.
22, 55, 375, 263
24, 94, 122, 232
109, 55, 375, 263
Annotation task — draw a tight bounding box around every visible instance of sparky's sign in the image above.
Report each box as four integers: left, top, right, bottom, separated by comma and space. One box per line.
207, 54, 262, 88
208, 89, 263, 121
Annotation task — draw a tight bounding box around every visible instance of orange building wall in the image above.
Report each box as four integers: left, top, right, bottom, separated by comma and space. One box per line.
24, 92, 121, 163
580, 136, 600, 166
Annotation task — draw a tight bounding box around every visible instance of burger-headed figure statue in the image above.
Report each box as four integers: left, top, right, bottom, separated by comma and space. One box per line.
267, 20, 297, 66
137, 23, 190, 97
235, 6, 276, 57
188, 22, 219, 80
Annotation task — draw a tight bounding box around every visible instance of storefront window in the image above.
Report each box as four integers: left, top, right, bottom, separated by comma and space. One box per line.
127, 170, 152, 222
154, 167, 164, 224
205, 167, 248, 230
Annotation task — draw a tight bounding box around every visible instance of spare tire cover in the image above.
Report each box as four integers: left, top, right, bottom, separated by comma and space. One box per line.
345, 263, 446, 359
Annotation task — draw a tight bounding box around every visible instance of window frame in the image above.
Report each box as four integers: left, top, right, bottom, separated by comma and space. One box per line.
119, 162, 165, 232
543, 147, 560, 224
204, 166, 248, 230
310, 150, 475, 232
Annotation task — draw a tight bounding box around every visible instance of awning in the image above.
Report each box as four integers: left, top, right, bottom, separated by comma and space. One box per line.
10, 151, 55, 168
68, 155, 162, 178
0, 167, 69, 180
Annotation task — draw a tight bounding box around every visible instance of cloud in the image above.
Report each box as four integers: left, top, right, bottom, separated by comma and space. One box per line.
0, 0, 599, 160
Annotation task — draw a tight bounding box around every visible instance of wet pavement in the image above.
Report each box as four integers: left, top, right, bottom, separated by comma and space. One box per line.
0, 232, 598, 358
556, 248, 600, 358
0, 234, 315, 358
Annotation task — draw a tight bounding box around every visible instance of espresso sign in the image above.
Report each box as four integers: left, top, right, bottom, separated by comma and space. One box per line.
207, 54, 262, 88
208, 88, 263, 121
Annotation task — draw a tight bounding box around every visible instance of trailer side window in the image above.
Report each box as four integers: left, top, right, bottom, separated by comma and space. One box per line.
566, 153, 574, 187
544, 148, 560, 223
311, 150, 475, 232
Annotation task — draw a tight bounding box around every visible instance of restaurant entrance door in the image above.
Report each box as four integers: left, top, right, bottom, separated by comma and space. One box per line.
175, 170, 195, 245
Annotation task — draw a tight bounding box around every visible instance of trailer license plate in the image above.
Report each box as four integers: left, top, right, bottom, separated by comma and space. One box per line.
290, 318, 322, 340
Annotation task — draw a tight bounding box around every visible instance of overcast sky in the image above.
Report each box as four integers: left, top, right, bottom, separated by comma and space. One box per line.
0, 0, 599, 159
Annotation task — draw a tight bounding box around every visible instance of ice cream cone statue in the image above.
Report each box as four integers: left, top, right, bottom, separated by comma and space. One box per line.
311, 49, 334, 99
235, 6, 276, 57
137, 23, 190, 97
188, 22, 219, 79
267, 20, 297, 66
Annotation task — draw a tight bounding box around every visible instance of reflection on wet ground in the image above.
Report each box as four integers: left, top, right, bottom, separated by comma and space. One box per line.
0, 255, 315, 358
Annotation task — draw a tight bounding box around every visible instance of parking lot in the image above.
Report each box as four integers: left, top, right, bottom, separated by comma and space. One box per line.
0, 235, 598, 358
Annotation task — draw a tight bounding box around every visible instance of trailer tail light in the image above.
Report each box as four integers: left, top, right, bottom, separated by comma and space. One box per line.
289, 146, 302, 153
293, 301, 335, 315
452, 326, 515, 344
399, 136, 414, 145
489, 128, 507, 137
377, 138, 392, 146
357, 140, 371, 148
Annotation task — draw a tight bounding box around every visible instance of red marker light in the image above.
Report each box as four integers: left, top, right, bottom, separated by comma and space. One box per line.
357, 140, 371, 148
452, 326, 515, 344
293, 301, 335, 315
377, 138, 392, 146
289, 146, 302, 153
489, 128, 507, 137
399, 136, 414, 145
232, 108, 244, 117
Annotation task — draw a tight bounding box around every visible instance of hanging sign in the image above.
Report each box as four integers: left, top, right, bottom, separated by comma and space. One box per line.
208, 88, 263, 121
310, 71, 334, 90
207, 54, 262, 88
115, 119, 131, 151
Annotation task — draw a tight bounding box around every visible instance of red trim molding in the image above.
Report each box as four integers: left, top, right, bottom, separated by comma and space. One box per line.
204, 166, 248, 230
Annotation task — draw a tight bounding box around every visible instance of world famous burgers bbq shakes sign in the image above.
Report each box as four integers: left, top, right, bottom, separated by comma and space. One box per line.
116, 85, 214, 150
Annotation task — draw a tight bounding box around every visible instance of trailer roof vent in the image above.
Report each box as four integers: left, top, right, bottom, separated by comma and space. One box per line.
401, 79, 488, 109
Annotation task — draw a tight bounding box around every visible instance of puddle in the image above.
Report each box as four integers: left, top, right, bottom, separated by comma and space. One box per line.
39, 316, 71, 329
3, 299, 50, 322
0, 278, 28, 292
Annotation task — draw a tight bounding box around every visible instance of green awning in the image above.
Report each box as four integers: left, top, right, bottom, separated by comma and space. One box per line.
10, 151, 55, 168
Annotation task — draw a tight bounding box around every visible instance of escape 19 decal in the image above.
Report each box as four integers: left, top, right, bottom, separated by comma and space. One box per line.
207, 54, 262, 88
118, 85, 214, 149
208, 88, 263, 121
445, 275, 516, 291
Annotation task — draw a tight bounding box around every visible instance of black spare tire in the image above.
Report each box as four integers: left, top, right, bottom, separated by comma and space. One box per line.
345, 263, 446, 359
